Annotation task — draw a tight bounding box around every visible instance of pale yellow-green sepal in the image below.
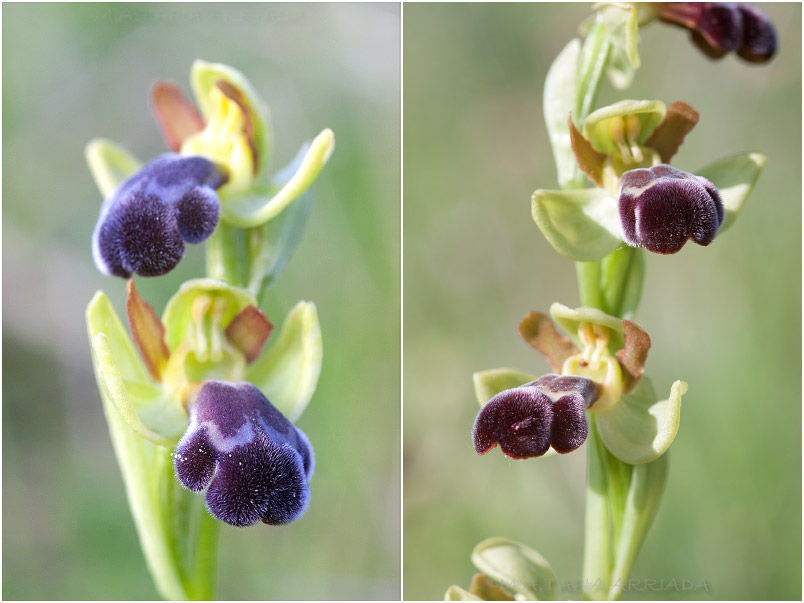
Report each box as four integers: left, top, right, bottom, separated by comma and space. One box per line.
85, 138, 142, 198
473, 368, 538, 406
444, 586, 484, 601
471, 537, 557, 601
595, 377, 685, 464
696, 152, 766, 232
221, 129, 335, 228
246, 301, 322, 422
543, 38, 582, 188
532, 188, 623, 262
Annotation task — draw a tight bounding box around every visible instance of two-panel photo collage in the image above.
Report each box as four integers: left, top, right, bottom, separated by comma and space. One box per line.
2, 2, 801, 601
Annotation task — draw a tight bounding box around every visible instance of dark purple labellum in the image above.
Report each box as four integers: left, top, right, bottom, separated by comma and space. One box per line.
173, 381, 314, 527
736, 5, 778, 63
92, 153, 225, 278
619, 164, 724, 255
472, 374, 599, 459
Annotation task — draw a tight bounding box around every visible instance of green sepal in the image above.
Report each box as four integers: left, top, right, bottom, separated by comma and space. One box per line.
85, 138, 142, 198
695, 152, 766, 232
87, 292, 187, 445
444, 586, 483, 601
532, 188, 623, 262
549, 302, 625, 352
582, 100, 666, 156
543, 38, 583, 188
471, 537, 558, 601
473, 368, 538, 406
190, 59, 271, 175
162, 278, 255, 353
595, 377, 686, 464
220, 129, 334, 228
246, 301, 322, 422
597, 3, 640, 90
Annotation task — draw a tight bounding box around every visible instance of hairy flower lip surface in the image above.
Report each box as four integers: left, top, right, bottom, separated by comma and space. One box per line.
92, 153, 224, 278
173, 380, 313, 527
619, 164, 723, 254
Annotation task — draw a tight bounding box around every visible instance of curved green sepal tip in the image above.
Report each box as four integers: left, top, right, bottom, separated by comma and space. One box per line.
582, 100, 665, 155
596, 377, 686, 464
549, 302, 624, 350
696, 152, 766, 232
532, 188, 623, 262
87, 293, 187, 445
85, 138, 142, 199
543, 38, 582, 188
190, 59, 271, 169
444, 586, 483, 601
598, 3, 640, 90
471, 537, 557, 600
162, 278, 256, 352
246, 301, 322, 422
221, 129, 335, 228
473, 368, 538, 406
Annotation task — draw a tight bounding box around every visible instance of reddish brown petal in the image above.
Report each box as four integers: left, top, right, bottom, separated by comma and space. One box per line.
616, 319, 651, 393
126, 279, 170, 381
569, 115, 607, 187
149, 81, 205, 151
644, 101, 699, 163
519, 311, 577, 372
224, 305, 274, 364
469, 574, 515, 601
215, 80, 259, 174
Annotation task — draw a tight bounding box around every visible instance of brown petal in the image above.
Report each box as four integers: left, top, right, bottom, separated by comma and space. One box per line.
149, 81, 205, 151
569, 115, 607, 187
615, 319, 651, 393
126, 279, 170, 382
224, 305, 274, 364
644, 101, 699, 163
519, 311, 578, 372
469, 574, 516, 601
215, 79, 259, 174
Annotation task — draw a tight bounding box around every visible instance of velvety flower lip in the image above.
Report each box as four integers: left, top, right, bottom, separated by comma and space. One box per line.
472, 374, 599, 459
173, 380, 314, 527
92, 153, 226, 278
619, 164, 723, 254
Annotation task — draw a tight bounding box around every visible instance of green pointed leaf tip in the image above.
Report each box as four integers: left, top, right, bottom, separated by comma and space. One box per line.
246, 300, 322, 422
85, 138, 142, 198
596, 377, 686, 464
190, 59, 271, 172
221, 128, 335, 228
532, 188, 623, 262
695, 152, 766, 232
543, 38, 582, 188
582, 100, 666, 156
87, 292, 187, 446
473, 368, 538, 406
471, 537, 557, 600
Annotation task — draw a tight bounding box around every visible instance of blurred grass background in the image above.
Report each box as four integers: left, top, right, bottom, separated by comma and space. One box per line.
3, 3, 399, 600
403, 3, 801, 600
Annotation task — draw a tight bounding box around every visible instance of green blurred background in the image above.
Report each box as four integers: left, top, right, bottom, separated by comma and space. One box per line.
403, 3, 800, 600
3, 3, 399, 600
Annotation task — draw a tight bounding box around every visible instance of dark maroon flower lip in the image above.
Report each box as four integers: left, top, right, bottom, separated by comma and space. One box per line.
657, 3, 777, 64
618, 164, 723, 255
92, 153, 225, 278
173, 380, 314, 527
472, 375, 599, 460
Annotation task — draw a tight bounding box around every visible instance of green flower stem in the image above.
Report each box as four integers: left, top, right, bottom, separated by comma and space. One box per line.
577, 21, 612, 124
206, 220, 246, 288
582, 417, 611, 600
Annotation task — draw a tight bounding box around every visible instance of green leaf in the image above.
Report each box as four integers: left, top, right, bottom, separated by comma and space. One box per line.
85, 138, 142, 198
87, 292, 187, 445
161, 278, 255, 353
543, 38, 583, 188
471, 537, 558, 600
695, 152, 766, 232
190, 59, 271, 172
595, 377, 686, 464
473, 368, 538, 406
246, 301, 322, 422
220, 129, 334, 228
532, 188, 623, 262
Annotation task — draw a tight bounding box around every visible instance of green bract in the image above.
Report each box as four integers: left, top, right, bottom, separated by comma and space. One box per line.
470, 538, 557, 601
